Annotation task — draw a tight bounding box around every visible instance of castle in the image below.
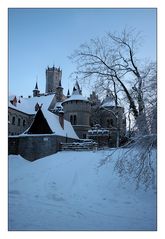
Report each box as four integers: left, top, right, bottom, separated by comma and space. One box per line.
8, 66, 126, 160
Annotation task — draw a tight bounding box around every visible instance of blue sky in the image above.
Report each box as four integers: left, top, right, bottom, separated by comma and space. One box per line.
9, 8, 156, 97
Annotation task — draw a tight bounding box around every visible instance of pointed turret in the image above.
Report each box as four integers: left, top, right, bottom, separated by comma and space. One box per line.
67, 89, 70, 98
33, 81, 40, 97
72, 77, 82, 95
56, 79, 63, 102
34, 82, 39, 90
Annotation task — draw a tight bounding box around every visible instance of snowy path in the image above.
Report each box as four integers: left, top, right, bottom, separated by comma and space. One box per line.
8, 150, 156, 230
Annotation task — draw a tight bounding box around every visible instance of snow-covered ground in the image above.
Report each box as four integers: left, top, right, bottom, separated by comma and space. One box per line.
8, 149, 156, 231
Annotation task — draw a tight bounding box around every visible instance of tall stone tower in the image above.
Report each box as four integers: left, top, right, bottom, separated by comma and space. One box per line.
45, 66, 62, 94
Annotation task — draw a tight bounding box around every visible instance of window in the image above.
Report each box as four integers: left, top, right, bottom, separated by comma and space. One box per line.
70, 115, 73, 125
70, 115, 77, 125
73, 115, 77, 125
12, 116, 15, 125
107, 118, 114, 127
18, 118, 21, 126
107, 119, 110, 128
23, 120, 26, 127
110, 119, 114, 126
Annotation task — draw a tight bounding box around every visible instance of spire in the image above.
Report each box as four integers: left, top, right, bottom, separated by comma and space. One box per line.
67, 89, 70, 98
34, 82, 38, 90
72, 77, 82, 95
33, 79, 40, 97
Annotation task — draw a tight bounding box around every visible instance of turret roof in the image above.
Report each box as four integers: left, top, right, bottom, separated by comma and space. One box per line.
101, 94, 116, 108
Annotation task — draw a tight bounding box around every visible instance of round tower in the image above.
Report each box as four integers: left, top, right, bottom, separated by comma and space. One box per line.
62, 80, 91, 139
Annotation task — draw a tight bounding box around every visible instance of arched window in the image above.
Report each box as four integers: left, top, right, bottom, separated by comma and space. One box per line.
18, 118, 21, 126
110, 119, 114, 126
12, 116, 15, 125
70, 115, 73, 125
107, 119, 110, 128
107, 118, 114, 128
23, 119, 26, 127
74, 115, 77, 125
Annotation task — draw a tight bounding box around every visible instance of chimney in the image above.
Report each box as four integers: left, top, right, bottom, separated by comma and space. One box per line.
10, 96, 17, 106
59, 110, 64, 129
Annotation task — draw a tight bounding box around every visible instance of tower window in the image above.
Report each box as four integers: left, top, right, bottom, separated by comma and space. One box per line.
70, 115, 77, 125
70, 115, 73, 125
74, 115, 77, 125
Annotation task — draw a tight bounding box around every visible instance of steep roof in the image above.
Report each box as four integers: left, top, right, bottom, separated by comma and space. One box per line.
24, 108, 78, 139
34, 82, 39, 90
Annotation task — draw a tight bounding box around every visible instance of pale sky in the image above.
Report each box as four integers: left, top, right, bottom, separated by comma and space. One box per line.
9, 8, 156, 98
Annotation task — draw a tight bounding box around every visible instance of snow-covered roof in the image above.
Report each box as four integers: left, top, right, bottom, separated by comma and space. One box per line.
24, 108, 79, 139
55, 102, 63, 109
62, 78, 88, 103
9, 94, 55, 115
62, 94, 89, 103
101, 95, 116, 108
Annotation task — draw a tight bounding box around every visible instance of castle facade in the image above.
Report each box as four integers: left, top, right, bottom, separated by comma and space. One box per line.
9, 66, 126, 148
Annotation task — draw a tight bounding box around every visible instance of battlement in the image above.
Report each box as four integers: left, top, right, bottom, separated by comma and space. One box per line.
46, 66, 62, 72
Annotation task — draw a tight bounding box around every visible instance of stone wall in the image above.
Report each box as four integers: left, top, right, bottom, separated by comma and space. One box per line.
8, 135, 75, 161
8, 107, 34, 136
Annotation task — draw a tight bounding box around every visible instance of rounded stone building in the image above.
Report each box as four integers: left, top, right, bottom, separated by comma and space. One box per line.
62, 80, 91, 139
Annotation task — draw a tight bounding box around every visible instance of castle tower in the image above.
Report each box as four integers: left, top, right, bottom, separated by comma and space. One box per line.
33, 82, 40, 97
62, 80, 91, 139
45, 66, 62, 94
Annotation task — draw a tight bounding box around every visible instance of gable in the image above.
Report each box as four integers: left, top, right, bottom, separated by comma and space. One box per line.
27, 108, 53, 134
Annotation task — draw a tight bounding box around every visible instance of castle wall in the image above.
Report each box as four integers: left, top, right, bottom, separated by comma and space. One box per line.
8, 108, 34, 136
8, 135, 76, 161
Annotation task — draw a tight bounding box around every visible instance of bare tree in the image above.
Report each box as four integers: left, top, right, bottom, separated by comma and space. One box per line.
70, 28, 157, 189
70, 28, 156, 134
